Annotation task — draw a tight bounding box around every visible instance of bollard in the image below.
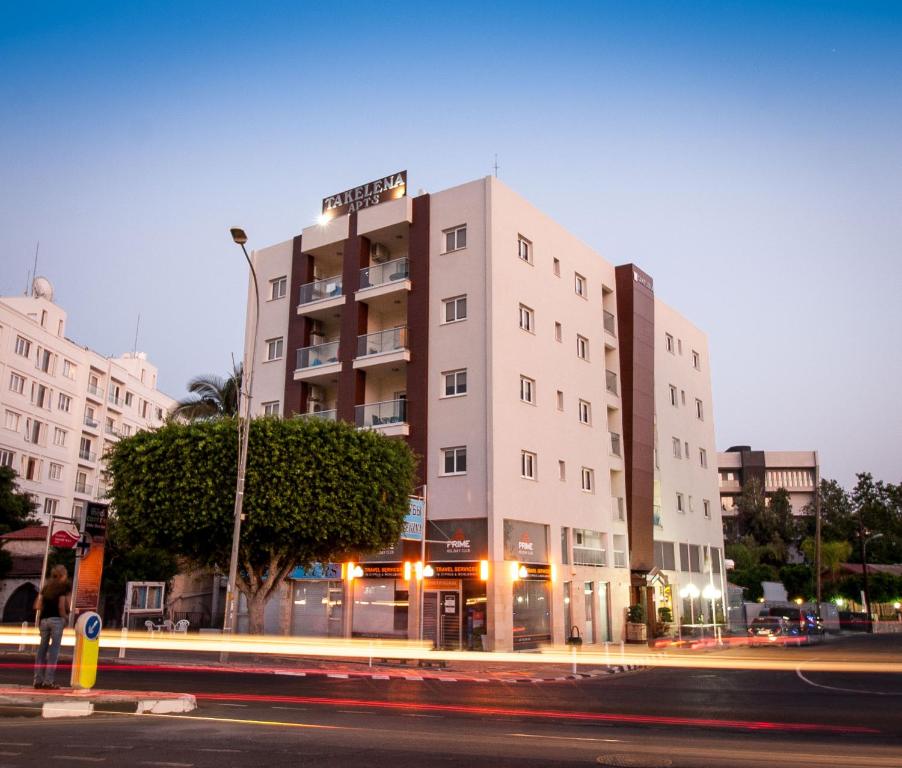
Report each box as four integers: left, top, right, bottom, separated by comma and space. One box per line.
118, 626, 128, 659
18, 621, 28, 652
571, 644, 577, 675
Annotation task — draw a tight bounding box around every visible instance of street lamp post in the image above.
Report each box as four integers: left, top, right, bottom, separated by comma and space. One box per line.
222, 227, 260, 643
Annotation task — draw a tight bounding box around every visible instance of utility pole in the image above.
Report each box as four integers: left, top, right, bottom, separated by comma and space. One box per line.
814, 456, 822, 609
857, 514, 872, 633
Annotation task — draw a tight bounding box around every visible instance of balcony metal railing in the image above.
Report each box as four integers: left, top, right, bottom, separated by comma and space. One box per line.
603, 310, 616, 336
295, 410, 337, 422
75, 482, 93, 495
605, 369, 618, 395
613, 550, 627, 568
108, 393, 124, 407
610, 432, 622, 457
78, 449, 96, 463
86, 383, 104, 398
296, 341, 340, 370
299, 274, 343, 305
83, 417, 99, 429
105, 424, 119, 436
355, 399, 407, 429
357, 327, 408, 358
359, 257, 409, 290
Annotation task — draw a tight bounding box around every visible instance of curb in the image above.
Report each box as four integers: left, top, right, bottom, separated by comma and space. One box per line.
0, 689, 197, 719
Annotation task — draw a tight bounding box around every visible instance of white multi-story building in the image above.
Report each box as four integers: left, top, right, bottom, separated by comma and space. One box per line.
0, 278, 175, 525
242, 173, 725, 649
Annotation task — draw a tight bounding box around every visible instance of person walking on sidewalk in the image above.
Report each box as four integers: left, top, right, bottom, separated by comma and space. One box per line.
33, 564, 71, 689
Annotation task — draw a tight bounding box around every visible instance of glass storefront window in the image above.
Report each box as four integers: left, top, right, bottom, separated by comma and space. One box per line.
512, 579, 551, 649
352, 579, 408, 638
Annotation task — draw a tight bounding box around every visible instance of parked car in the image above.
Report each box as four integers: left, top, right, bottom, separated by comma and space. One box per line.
747, 616, 792, 645
767, 606, 826, 645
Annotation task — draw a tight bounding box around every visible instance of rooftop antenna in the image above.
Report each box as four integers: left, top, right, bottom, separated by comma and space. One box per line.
493, 154, 501, 178
132, 313, 141, 355
25, 241, 39, 294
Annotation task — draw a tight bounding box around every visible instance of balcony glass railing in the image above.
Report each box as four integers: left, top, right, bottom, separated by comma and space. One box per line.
357, 327, 408, 358
83, 417, 99, 429
610, 432, 622, 457
605, 369, 618, 395
355, 399, 407, 429
359, 257, 409, 290
299, 275, 343, 304
108, 393, 124, 407
603, 310, 616, 336
78, 450, 96, 463
295, 410, 337, 422
75, 482, 93, 495
105, 424, 119, 436
86, 383, 103, 398
296, 341, 340, 370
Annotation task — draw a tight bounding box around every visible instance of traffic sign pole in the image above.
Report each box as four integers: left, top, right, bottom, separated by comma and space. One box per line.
70, 612, 102, 689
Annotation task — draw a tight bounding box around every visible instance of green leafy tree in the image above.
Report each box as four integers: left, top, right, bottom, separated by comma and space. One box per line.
0, 466, 39, 535
851, 473, 902, 564
837, 572, 902, 605
171, 364, 243, 420
732, 480, 795, 565
800, 538, 852, 585
779, 564, 813, 601
799, 479, 855, 542
106, 417, 416, 632
731, 563, 778, 602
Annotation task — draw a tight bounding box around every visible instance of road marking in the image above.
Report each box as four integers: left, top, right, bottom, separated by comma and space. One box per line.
197, 749, 243, 753
208, 703, 248, 708
140, 762, 194, 767
795, 668, 902, 696
327, 674, 349, 679
336, 710, 368, 715
0, 743, 31, 747
510, 733, 623, 743
108, 712, 344, 731
52, 758, 107, 763
401, 714, 442, 718
271, 706, 309, 711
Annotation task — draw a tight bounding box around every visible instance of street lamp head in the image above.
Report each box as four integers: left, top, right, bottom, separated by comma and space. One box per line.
230, 227, 248, 245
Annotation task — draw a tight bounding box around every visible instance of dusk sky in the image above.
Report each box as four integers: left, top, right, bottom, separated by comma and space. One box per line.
1, 1, 899, 488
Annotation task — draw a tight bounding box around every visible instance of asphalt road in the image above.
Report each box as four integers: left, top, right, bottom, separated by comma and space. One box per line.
0, 634, 899, 767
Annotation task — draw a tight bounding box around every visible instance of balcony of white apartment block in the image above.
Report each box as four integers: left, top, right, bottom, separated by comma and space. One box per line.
355, 211, 411, 309
293, 312, 343, 385
297, 239, 345, 319
295, 381, 339, 423
355, 351, 409, 437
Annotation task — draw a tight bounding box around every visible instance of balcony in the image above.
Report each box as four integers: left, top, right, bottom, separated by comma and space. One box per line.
353, 327, 410, 370
105, 424, 120, 437
355, 399, 408, 437
297, 275, 344, 317
86, 383, 104, 401
78, 450, 96, 463
83, 417, 100, 430
108, 393, 124, 409
610, 432, 622, 458
295, 409, 337, 422
605, 369, 618, 396
653, 505, 663, 528
293, 341, 341, 383
355, 257, 411, 303
603, 310, 616, 336
74, 481, 93, 496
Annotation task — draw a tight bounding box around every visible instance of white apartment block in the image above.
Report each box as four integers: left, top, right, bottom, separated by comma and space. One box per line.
0, 278, 175, 525
243, 173, 725, 649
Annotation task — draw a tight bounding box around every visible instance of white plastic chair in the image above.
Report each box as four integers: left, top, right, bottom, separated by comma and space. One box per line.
144, 620, 160, 634
173, 619, 190, 634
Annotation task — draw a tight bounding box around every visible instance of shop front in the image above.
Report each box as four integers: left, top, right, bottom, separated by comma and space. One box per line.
504, 519, 552, 649
352, 542, 409, 639
288, 563, 343, 637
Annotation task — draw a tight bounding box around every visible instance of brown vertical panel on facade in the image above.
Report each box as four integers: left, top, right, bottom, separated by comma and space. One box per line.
282, 235, 311, 417
615, 264, 656, 575
337, 214, 370, 424
407, 194, 431, 487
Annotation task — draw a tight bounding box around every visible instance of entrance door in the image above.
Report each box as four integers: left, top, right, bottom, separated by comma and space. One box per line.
326, 582, 343, 637
423, 592, 439, 646
423, 590, 461, 648
584, 582, 595, 644
597, 581, 611, 642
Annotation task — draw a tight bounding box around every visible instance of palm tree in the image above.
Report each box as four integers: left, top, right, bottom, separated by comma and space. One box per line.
170, 363, 243, 420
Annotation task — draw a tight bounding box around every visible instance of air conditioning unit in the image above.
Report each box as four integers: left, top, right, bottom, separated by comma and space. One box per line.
370, 243, 391, 263
308, 385, 323, 403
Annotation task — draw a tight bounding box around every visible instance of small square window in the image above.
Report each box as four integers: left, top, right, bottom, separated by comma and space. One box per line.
703, 499, 711, 519
580, 467, 594, 493
574, 273, 587, 298
672, 437, 682, 459
558, 460, 566, 481
552, 258, 560, 277
57, 393, 71, 412
520, 375, 535, 404
262, 401, 280, 416
695, 398, 704, 420
266, 337, 284, 361
669, 385, 678, 407
518, 304, 534, 333
49, 462, 63, 481
699, 447, 708, 468
665, 333, 675, 354
692, 350, 701, 370
443, 295, 467, 323
576, 335, 589, 360
442, 446, 467, 475
443, 369, 467, 397
9, 373, 25, 395
444, 226, 467, 253
676, 492, 685, 513
521, 450, 537, 480
518, 236, 532, 264
554, 322, 562, 342
578, 399, 591, 425
556, 390, 564, 411
63, 360, 76, 379
15, 336, 31, 358
270, 276, 287, 300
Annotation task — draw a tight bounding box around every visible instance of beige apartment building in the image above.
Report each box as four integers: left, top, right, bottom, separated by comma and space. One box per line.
0, 278, 175, 526
242, 173, 725, 650
718, 446, 819, 519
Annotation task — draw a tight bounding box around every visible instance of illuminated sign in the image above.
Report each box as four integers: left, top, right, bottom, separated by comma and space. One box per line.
401, 497, 425, 542
321, 171, 407, 220
359, 564, 404, 579
426, 563, 480, 579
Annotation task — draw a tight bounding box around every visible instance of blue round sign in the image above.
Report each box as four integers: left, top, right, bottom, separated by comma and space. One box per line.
84, 614, 101, 641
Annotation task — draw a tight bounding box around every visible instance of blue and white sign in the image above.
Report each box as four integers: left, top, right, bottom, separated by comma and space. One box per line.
402, 497, 425, 542
84, 613, 102, 641
288, 563, 341, 580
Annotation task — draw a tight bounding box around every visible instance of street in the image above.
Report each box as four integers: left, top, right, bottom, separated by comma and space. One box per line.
0, 634, 899, 767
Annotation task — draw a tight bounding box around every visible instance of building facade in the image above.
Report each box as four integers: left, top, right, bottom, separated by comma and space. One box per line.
243, 174, 725, 649
0, 279, 175, 526
718, 446, 819, 519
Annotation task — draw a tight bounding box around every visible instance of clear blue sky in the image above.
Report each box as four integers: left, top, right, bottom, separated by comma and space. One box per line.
1, 1, 899, 489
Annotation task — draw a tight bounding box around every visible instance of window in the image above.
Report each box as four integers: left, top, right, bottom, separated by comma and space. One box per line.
703, 499, 712, 519
678, 339, 683, 355
685, 441, 690, 459
518, 304, 534, 332
695, 398, 704, 420
558, 460, 566, 481
443, 295, 467, 323
519, 375, 535, 404
5, 411, 20, 431
53, 427, 67, 447
441, 446, 467, 475
121, 424, 132, 437
612, 535, 627, 567
270, 276, 287, 300
699, 448, 708, 468
679, 543, 690, 572
44, 498, 59, 517
443, 369, 467, 397
689, 495, 695, 514
676, 492, 685, 513
15, 336, 31, 358
25, 457, 38, 481
32, 383, 49, 408
9, 373, 24, 395
556, 390, 564, 411
665, 333, 674, 354
689, 545, 701, 572
574, 273, 587, 298
125, 392, 134, 407
692, 350, 700, 370
79, 437, 92, 459
265, 337, 284, 361
0, 450, 13, 468
576, 334, 589, 360
669, 385, 678, 407
612, 496, 625, 521
573, 529, 607, 567
155, 407, 164, 420
517, 236, 532, 264
578, 399, 591, 425
62, 360, 75, 379
521, 450, 537, 480
36, 348, 51, 372
262, 401, 280, 416
654, 541, 677, 571
58, 393, 71, 412
552, 257, 560, 277
672, 437, 682, 459
681, 389, 686, 405
580, 467, 594, 493
711, 546, 721, 573
444, 225, 467, 253
49, 463, 62, 481
25, 419, 42, 444
554, 322, 562, 342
